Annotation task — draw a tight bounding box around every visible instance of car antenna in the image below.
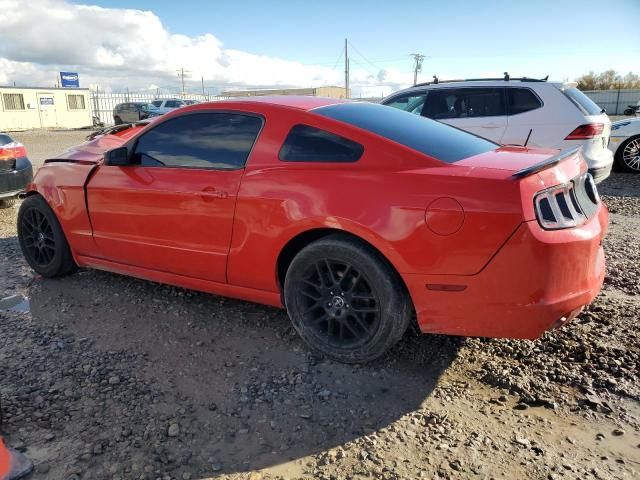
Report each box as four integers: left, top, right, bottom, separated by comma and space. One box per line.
542, 75, 549, 81
524, 129, 533, 147
432, 75, 439, 84
504, 72, 510, 81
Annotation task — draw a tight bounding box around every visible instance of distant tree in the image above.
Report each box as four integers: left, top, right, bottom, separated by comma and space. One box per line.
577, 71, 597, 90
622, 72, 640, 89
577, 70, 640, 90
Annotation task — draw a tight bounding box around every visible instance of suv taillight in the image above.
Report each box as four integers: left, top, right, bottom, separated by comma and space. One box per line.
565, 123, 604, 140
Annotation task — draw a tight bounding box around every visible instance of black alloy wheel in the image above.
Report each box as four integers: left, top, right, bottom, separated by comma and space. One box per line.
17, 195, 77, 277
296, 259, 381, 349
284, 234, 412, 363
20, 206, 56, 268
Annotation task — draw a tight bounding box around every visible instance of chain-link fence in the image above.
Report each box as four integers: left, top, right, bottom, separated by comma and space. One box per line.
90, 90, 232, 126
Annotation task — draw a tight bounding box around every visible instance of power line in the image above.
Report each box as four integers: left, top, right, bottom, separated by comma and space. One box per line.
348, 40, 385, 74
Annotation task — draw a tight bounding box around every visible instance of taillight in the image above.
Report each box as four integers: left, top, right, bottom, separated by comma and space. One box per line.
565, 123, 604, 140
534, 173, 599, 230
0, 142, 27, 160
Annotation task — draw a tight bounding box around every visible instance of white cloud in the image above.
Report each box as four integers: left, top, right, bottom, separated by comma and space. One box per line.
0, 0, 411, 97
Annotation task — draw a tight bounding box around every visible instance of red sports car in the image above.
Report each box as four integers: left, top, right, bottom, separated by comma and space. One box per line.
17, 97, 607, 362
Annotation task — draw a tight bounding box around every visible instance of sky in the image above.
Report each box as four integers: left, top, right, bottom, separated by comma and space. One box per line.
1, 0, 639, 97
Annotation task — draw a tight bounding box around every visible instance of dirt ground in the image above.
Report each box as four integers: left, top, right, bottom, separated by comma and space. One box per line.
0, 131, 639, 480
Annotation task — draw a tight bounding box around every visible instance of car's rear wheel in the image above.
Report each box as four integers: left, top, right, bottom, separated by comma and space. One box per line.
284, 234, 412, 363
17, 195, 77, 277
616, 135, 640, 173
113, 116, 123, 125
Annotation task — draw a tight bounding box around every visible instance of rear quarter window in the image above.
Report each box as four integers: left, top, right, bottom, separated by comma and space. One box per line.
280, 125, 364, 162
507, 88, 543, 115
0, 134, 13, 145
315, 102, 497, 163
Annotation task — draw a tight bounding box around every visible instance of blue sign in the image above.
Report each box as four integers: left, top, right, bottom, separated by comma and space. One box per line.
60, 72, 79, 88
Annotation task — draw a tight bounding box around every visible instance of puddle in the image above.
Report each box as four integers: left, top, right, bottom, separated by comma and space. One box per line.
0, 294, 30, 313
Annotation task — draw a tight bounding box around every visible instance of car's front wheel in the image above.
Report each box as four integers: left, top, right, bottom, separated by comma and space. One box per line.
616, 135, 640, 173
17, 195, 77, 277
284, 234, 412, 363
113, 116, 123, 125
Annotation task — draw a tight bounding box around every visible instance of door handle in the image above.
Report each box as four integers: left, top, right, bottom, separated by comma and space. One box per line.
201, 187, 228, 199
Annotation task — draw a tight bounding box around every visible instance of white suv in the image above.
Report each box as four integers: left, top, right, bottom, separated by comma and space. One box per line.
150, 99, 186, 114
382, 77, 613, 182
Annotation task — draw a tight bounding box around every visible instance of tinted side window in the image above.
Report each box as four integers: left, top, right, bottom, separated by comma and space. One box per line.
133, 113, 263, 170
384, 92, 427, 115
152, 101, 162, 107
507, 88, 542, 115
422, 88, 505, 119
315, 102, 497, 164
280, 125, 364, 163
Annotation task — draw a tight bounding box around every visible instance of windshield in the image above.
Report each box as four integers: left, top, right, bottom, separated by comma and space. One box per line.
561, 87, 603, 116
141, 103, 158, 112
314, 102, 497, 163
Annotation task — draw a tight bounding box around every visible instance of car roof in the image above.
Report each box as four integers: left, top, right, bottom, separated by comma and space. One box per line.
203, 95, 349, 111
391, 79, 563, 95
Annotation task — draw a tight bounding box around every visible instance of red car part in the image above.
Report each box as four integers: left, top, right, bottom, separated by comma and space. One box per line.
0, 437, 32, 480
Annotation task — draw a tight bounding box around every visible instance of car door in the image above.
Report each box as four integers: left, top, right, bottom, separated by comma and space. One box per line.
86, 111, 264, 283
421, 87, 508, 143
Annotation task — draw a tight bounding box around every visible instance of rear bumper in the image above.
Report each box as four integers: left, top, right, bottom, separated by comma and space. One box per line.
589, 163, 613, 184
583, 148, 613, 183
0, 158, 33, 197
404, 204, 608, 339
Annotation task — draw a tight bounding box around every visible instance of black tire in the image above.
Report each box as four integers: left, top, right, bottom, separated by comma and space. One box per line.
615, 135, 640, 173
17, 195, 77, 277
114, 116, 123, 125
0, 197, 17, 209
284, 234, 412, 363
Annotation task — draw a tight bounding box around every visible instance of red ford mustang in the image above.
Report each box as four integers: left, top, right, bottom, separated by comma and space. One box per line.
17, 97, 607, 362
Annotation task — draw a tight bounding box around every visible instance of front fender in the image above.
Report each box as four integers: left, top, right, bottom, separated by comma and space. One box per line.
26, 162, 98, 258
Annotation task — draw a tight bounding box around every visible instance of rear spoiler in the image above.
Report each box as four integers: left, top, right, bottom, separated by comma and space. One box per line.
85, 119, 152, 141
512, 146, 581, 179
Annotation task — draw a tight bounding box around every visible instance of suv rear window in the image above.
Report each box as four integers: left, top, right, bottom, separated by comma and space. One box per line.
561, 87, 603, 116
315, 102, 497, 163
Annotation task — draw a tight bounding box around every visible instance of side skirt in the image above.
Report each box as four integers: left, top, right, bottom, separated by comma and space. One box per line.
75, 255, 284, 309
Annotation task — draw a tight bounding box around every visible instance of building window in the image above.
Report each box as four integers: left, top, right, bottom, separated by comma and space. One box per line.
67, 94, 86, 110
3, 93, 25, 111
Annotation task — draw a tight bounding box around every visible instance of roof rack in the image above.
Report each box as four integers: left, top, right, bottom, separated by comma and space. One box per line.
416, 72, 549, 87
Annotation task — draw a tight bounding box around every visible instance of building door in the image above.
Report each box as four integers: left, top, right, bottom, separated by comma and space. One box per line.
37, 93, 58, 128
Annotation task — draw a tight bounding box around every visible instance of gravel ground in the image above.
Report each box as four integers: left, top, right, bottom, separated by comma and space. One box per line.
10, 130, 90, 170
0, 132, 639, 479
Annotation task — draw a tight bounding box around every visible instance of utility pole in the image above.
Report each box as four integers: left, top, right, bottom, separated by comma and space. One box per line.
177, 67, 191, 98
411, 53, 426, 85
201, 76, 205, 96
344, 38, 350, 99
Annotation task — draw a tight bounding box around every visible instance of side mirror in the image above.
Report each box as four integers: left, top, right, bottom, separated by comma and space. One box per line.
104, 147, 131, 166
